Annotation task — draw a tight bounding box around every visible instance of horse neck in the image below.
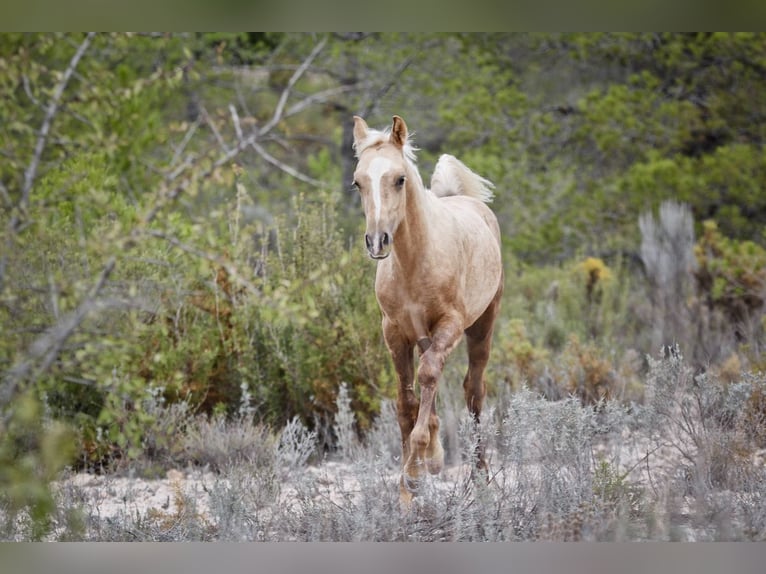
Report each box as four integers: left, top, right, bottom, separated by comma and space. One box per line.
391, 164, 438, 269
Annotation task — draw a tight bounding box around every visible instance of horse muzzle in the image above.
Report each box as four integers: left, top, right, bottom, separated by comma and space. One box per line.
365, 231, 391, 259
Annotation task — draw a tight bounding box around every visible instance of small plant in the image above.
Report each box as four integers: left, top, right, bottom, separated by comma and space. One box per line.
562, 335, 616, 406
183, 413, 276, 471
501, 318, 549, 392
592, 459, 644, 517
0, 392, 76, 540
276, 416, 318, 472
333, 382, 359, 460
575, 257, 613, 305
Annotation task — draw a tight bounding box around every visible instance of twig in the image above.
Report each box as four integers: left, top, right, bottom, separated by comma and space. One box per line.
22, 74, 42, 108
144, 230, 260, 299
285, 84, 364, 119
170, 119, 199, 167
229, 104, 243, 142
1, 256, 115, 411
250, 141, 325, 187
19, 32, 95, 217
362, 56, 413, 118
167, 154, 197, 182
258, 36, 327, 137
199, 104, 230, 155
0, 179, 11, 207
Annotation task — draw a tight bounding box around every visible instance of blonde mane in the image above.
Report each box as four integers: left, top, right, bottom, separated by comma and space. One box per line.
352, 126, 419, 164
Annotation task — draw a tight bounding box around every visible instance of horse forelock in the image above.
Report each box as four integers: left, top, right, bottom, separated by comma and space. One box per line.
353, 127, 418, 164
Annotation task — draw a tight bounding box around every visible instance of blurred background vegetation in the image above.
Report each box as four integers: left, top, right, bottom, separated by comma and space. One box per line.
2, 33, 766, 536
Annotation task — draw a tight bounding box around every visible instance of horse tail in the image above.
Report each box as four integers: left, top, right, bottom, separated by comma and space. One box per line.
429, 154, 494, 203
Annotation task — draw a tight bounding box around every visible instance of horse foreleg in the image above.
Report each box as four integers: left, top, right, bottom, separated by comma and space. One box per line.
382, 320, 419, 504
404, 317, 463, 490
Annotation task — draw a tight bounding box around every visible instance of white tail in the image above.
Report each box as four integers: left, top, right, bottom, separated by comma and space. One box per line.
429, 154, 494, 203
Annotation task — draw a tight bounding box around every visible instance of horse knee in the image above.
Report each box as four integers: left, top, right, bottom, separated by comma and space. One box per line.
410, 426, 430, 449
418, 354, 443, 386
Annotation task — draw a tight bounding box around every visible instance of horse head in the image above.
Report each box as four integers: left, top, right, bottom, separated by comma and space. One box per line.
351, 115, 415, 260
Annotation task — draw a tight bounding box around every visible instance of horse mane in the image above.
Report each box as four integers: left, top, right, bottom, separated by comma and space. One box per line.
352, 127, 419, 164
429, 154, 495, 203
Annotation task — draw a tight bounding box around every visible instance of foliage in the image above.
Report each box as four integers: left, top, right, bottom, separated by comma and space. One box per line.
0, 391, 75, 540
695, 219, 766, 335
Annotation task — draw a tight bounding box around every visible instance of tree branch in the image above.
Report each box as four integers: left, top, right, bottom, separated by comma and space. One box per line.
258, 36, 328, 137
144, 230, 261, 299
18, 32, 95, 219
250, 141, 325, 187
285, 84, 364, 119
362, 56, 414, 118
1, 256, 115, 411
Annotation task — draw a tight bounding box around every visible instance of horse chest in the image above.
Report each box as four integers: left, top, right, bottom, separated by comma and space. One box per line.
376, 275, 456, 342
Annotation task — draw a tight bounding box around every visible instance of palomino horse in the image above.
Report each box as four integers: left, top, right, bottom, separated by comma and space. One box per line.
352, 115, 503, 504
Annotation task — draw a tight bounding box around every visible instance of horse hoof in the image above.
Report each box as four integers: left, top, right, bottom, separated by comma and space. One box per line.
425, 436, 444, 474
426, 459, 443, 475
399, 475, 418, 510
426, 448, 444, 475
399, 489, 413, 511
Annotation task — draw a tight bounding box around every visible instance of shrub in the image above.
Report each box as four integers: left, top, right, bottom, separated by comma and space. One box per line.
643, 346, 766, 492
242, 191, 394, 443
695, 219, 766, 349
499, 318, 549, 392
561, 335, 617, 406
0, 392, 76, 540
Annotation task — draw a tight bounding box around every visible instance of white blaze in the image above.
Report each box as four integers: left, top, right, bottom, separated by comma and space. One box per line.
368, 156, 392, 224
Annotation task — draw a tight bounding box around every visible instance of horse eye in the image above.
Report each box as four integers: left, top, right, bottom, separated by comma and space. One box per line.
395, 175, 406, 188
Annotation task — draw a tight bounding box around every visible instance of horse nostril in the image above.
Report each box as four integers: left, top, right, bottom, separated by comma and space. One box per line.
365, 234, 372, 250
381, 232, 390, 247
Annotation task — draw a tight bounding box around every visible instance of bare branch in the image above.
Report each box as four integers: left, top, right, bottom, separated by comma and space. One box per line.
250, 141, 325, 187
145, 230, 261, 298
285, 84, 365, 119
0, 179, 11, 208
258, 36, 328, 137
19, 32, 96, 217
199, 104, 230, 155
167, 153, 197, 182
229, 104, 244, 142
140, 129, 257, 232
170, 119, 200, 167
22, 74, 42, 108
1, 256, 115, 409
362, 56, 413, 118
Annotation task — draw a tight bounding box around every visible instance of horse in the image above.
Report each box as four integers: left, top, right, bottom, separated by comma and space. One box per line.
351, 115, 504, 505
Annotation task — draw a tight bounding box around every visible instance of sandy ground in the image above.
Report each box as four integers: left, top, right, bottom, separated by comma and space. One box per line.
57, 459, 476, 522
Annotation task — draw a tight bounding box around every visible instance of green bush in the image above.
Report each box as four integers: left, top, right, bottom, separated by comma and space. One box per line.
695, 219, 766, 341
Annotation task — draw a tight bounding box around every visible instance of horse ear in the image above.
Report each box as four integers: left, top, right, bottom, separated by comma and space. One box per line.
352, 116, 369, 147
390, 115, 408, 148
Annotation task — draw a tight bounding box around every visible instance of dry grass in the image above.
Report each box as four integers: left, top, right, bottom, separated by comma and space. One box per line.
3, 349, 764, 541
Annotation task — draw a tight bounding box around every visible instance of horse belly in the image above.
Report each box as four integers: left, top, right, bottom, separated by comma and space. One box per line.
456, 210, 502, 326
462, 244, 502, 325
